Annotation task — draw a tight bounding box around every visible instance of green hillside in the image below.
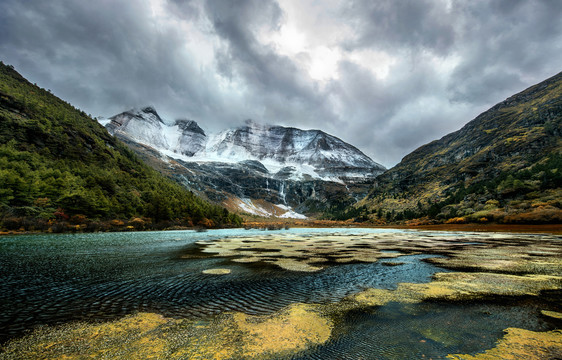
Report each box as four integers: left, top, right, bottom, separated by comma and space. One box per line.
345, 72, 562, 225
0, 62, 241, 231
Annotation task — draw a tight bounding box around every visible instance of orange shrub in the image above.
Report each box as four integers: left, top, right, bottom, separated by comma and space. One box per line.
198, 218, 214, 228
445, 217, 467, 224
110, 219, 125, 227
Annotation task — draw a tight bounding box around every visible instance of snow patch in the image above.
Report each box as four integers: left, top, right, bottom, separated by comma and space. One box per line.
235, 198, 272, 217
97, 118, 111, 127
276, 204, 307, 219
161, 124, 181, 150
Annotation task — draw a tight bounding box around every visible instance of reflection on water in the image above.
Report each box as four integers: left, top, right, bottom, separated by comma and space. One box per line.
0, 228, 559, 359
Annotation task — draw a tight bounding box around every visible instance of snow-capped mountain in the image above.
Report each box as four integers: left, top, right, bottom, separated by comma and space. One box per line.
203, 120, 384, 180
106, 107, 385, 182
103, 106, 386, 218
175, 119, 206, 156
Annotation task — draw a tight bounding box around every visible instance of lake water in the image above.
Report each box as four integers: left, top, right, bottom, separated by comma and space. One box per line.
0, 228, 558, 359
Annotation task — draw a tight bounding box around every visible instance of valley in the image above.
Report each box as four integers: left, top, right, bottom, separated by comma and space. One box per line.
1, 1, 561, 358
0, 62, 561, 359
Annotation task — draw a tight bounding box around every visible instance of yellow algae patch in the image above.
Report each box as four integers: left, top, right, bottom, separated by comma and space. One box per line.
202, 268, 232, 275
423, 272, 562, 299
0, 312, 168, 360
427, 244, 562, 275
193, 232, 417, 272
232, 256, 263, 263
230, 303, 333, 357
541, 310, 562, 319
270, 258, 324, 272
166, 303, 334, 360
192, 231, 562, 273
348, 272, 562, 306
1, 305, 334, 360
349, 287, 419, 306
447, 328, 562, 360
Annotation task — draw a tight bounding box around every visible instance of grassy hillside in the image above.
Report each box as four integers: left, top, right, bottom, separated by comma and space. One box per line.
0, 62, 241, 231
345, 72, 562, 225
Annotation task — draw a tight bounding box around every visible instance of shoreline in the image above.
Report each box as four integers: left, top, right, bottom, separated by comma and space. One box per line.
2, 222, 561, 236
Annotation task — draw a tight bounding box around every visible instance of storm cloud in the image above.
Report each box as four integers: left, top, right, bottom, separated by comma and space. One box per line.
1, 0, 561, 167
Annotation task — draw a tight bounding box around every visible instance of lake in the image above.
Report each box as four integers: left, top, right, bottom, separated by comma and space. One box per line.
0, 228, 560, 359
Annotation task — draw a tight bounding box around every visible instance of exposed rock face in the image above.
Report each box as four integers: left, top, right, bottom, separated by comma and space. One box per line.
103, 114, 384, 217
174, 119, 206, 156
106, 106, 169, 149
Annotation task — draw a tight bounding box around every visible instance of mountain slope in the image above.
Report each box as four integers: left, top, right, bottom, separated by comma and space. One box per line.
0, 62, 241, 231
104, 109, 385, 218
355, 71, 562, 224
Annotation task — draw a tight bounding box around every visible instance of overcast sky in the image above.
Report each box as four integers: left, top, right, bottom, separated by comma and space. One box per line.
1, 0, 561, 167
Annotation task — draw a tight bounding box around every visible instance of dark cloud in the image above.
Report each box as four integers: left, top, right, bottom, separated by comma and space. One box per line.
446, 0, 562, 105
203, 0, 338, 129
0, 0, 228, 123
342, 0, 456, 55
1, 0, 561, 167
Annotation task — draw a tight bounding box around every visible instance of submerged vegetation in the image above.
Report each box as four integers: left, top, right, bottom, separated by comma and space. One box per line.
0, 62, 242, 231
1, 230, 560, 359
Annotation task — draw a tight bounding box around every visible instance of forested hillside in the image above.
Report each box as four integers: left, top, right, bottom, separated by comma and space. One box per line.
0, 62, 241, 231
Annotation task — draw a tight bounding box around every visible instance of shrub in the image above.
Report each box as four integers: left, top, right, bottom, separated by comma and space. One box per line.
69, 214, 88, 224
445, 217, 466, 224
2, 217, 23, 230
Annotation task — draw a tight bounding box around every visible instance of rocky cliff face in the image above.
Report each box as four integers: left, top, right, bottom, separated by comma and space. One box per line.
107, 106, 169, 149
103, 110, 384, 218
174, 119, 206, 156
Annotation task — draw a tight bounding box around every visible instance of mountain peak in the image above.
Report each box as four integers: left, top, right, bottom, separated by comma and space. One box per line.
140, 105, 158, 116
175, 119, 205, 136
106, 106, 168, 149
122, 106, 164, 123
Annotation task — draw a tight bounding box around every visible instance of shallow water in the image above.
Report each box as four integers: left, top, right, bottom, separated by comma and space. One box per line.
0, 228, 559, 359
0, 229, 439, 343
294, 299, 557, 360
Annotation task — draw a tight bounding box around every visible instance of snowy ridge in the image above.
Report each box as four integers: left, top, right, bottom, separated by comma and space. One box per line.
103, 107, 385, 183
